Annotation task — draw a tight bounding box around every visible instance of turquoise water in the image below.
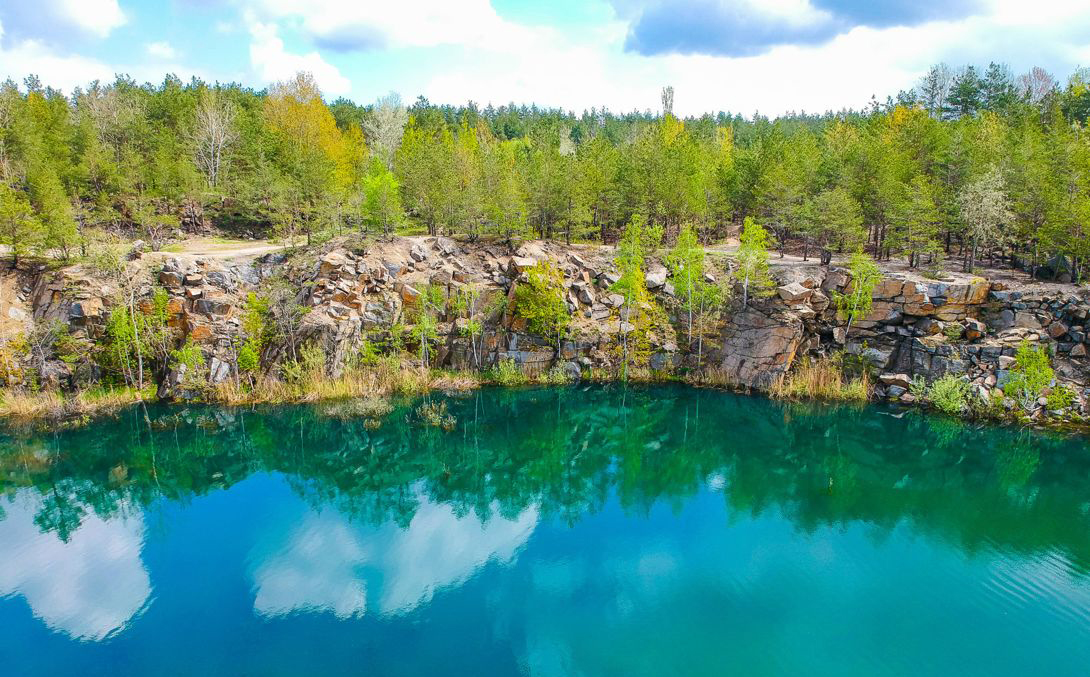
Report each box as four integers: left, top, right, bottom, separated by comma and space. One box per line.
1, 385, 1089, 676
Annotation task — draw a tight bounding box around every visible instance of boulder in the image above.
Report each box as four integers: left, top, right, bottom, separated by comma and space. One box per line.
963, 317, 986, 340
399, 284, 422, 304
645, 266, 668, 289
409, 244, 428, 262
510, 256, 537, 273
319, 250, 348, 275
879, 373, 912, 390
777, 282, 812, 304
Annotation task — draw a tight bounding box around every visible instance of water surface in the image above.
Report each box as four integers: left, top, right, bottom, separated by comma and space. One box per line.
1, 386, 1089, 675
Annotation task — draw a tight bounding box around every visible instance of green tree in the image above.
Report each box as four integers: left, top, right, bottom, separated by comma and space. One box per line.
735, 217, 772, 308
513, 259, 570, 349
0, 183, 40, 264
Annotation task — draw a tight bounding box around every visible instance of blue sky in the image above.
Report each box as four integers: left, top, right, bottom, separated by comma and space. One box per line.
2, 0, 1090, 116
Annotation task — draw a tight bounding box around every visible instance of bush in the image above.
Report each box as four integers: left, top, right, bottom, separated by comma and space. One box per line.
237, 341, 260, 373
927, 375, 970, 415
1004, 340, 1054, 410
1046, 383, 1077, 411
513, 260, 570, 343
538, 365, 574, 385
487, 359, 528, 386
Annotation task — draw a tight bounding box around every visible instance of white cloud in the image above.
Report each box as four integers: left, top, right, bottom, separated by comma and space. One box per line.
0, 0, 126, 44
0, 492, 151, 641
146, 41, 177, 60
245, 0, 537, 53
245, 13, 351, 95
414, 0, 1090, 116
55, 0, 126, 39
251, 491, 538, 619
0, 21, 115, 90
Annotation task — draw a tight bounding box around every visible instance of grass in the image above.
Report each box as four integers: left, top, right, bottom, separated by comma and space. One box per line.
0, 385, 154, 422
210, 356, 479, 406
770, 356, 871, 402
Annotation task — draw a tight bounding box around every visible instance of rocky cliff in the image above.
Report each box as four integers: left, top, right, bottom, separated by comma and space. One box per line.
4, 236, 1090, 415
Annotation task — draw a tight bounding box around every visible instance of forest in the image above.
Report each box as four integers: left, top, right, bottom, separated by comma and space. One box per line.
2, 62, 1090, 279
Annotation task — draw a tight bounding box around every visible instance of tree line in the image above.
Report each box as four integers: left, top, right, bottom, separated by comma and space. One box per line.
2, 63, 1090, 278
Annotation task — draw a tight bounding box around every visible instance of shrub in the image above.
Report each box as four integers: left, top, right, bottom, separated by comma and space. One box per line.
1004, 340, 1054, 410
487, 359, 528, 386
513, 259, 570, 344
237, 341, 260, 374
538, 365, 574, 385
1046, 383, 1077, 411
927, 375, 970, 415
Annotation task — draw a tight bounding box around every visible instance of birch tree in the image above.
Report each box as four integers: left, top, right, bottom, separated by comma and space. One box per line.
958, 167, 1012, 272
193, 90, 237, 189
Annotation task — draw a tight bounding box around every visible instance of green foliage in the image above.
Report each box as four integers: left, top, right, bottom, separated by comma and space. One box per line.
242, 293, 270, 347
928, 375, 971, 415
1046, 383, 1077, 411
611, 214, 663, 379
1004, 340, 1054, 409
486, 359, 529, 386
834, 252, 882, 330
237, 342, 260, 373
513, 259, 570, 344
735, 218, 773, 307
171, 340, 205, 371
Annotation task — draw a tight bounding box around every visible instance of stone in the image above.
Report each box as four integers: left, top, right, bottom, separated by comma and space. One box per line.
1048, 321, 1069, 339
383, 260, 404, 278
435, 237, 458, 256
886, 385, 907, 398
964, 317, 986, 340
183, 273, 204, 286
206, 271, 235, 291
209, 357, 231, 384
188, 323, 213, 341
561, 361, 582, 381
159, 271, 183, 287
195, 297, 232, 316
409, 244, 428, 262
873, 277, 904, 299
879, 373, 912, 390
607, 293, 625, 308
511, 256, 537, 273
399, 284, 421, 304
319, 251, 348, 275
578, 286, 596, 305
185, 287, 203, 300
776, 282, 812, 304
1072, 344, 1087, 358
127, 240, 146, 260
645, 266, 668, 289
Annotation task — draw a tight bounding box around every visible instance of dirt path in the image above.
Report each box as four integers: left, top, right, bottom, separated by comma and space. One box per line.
165, 239, 288, 260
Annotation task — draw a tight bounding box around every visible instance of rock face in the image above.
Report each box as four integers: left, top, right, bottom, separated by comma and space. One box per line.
5, 235, 1090, 413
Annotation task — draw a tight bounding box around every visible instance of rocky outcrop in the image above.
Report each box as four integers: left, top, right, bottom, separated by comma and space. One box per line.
4, 236, 1089, 415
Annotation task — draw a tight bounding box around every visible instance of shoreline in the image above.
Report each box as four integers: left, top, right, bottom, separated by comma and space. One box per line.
3, 362, 1087, 436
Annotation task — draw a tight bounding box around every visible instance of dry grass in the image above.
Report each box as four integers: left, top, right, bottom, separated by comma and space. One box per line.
770, 356, 871, 402
0, 386, 152, 421
210, 357, 480, 406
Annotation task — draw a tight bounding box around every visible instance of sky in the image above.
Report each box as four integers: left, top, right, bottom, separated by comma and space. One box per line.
2, 0, 1090, 117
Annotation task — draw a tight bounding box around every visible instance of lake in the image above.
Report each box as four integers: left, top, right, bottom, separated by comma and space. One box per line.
1, 385, 1089, 676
